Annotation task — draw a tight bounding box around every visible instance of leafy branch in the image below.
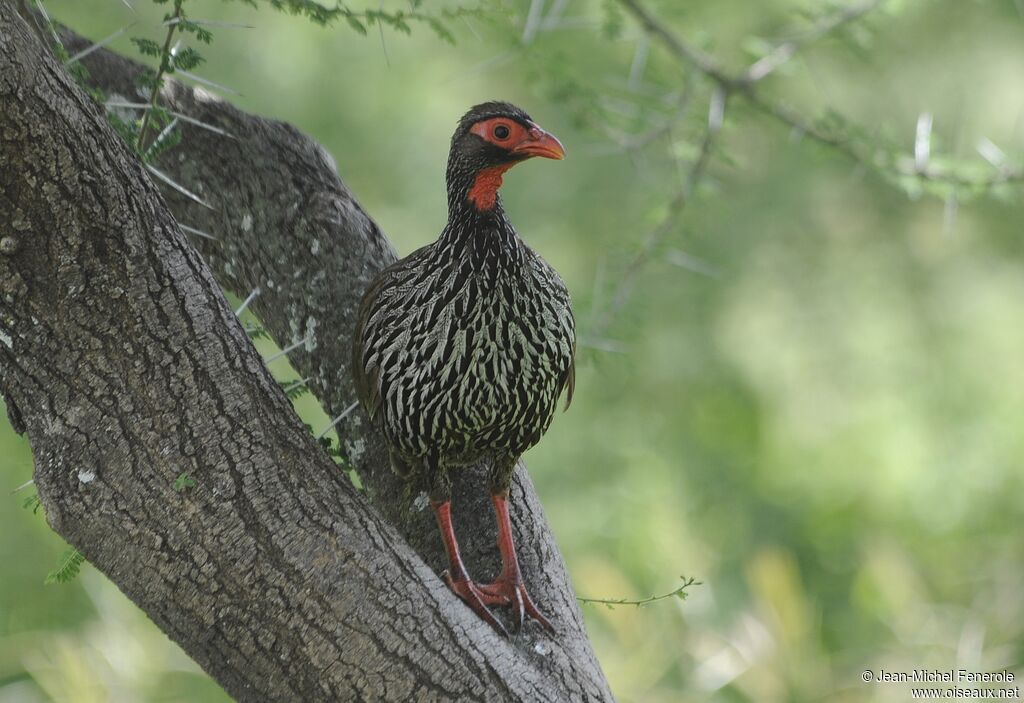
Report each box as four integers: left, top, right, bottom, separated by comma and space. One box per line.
280, 377, 311, 400
45, 548, 86, 585
23, 493, 41, 514
617, 0, 1024, 191
134, 0, 205, 155
233, 0, 480, 43
583, 0, 1023, 346
577, 575, 700, 609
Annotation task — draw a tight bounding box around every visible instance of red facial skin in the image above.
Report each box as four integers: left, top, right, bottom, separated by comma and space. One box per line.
467, 117, 565, 211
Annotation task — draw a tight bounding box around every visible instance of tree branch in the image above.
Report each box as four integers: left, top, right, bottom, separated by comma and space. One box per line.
586, 88, 725, 345
1, 7, 611, 700
743, 0, 883, 83
583, 0, 1022, 342
618, 0, 1024, 189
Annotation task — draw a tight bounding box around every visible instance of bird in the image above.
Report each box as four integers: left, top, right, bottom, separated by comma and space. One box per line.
351, 102, 575, 635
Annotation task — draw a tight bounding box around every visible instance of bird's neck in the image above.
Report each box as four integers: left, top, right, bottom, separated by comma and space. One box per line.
445, 153, 513, 214
440, 160, 523, 261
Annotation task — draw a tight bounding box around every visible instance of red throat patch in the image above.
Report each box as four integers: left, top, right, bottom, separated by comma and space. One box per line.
468, 164, 514, 211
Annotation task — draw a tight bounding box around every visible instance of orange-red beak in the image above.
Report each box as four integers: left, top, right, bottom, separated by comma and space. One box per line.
511, 123, 566, 160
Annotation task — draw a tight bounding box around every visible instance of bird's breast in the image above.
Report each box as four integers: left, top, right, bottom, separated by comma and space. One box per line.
370, 257, 572, 460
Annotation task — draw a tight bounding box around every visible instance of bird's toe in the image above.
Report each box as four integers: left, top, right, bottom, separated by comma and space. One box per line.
476, 578, 554, 633
443, 572, 509, 637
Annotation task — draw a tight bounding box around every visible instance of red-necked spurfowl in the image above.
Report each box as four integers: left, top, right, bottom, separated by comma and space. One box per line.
352, 102, 575, 634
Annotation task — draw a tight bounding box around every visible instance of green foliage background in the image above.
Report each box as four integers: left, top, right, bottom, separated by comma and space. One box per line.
2, 1, 1022, 701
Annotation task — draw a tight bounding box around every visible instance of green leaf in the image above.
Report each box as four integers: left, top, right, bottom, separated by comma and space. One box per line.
173, 473, 197, 491
279, 378, 310, 400
601, 0, 625, 40
178, 19, 215, 43
130, 37, 164, 58
137, 68, 162, 93
345, 14, 368, 35
22, 493, 41, 514
172, 47, 205, 71
105, 111, 141, 147
266, 0, 343, 25
424, 16, 455, 44
45, 549, 85, 585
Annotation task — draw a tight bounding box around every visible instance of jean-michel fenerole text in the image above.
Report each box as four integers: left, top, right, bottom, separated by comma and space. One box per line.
871, 670, 1015, 684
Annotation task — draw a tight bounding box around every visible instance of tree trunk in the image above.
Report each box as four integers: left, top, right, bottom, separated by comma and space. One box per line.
0, 7, 612, 701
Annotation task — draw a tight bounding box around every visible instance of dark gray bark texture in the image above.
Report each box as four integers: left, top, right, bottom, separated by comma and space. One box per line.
0, 7, 612, 702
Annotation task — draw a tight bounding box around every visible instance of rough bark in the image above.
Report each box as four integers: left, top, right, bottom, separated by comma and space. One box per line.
0, 7, 611, 702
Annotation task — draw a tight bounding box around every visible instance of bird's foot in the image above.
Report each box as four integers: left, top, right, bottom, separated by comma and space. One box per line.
477, 577, 555, 633
441, 571, 508, 637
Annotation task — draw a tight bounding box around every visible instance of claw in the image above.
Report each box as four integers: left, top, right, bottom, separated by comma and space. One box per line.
432, 496, 555, 637
442, 571, 508, 637
478, 577, 554, 633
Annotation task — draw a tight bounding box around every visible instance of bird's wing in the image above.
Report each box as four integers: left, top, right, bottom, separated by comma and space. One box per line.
561, 307, 576, 411
525, 246, 577, 413
351, 271, 386, 420
351, 246, 433, 421
563, 354, 575, 411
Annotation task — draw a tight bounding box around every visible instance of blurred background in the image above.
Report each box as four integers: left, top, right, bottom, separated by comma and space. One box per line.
3, 0, 1023, 701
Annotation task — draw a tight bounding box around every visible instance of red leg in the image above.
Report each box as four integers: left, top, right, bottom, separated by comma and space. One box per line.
431, 500, 508, 636
477, 491, 555, 632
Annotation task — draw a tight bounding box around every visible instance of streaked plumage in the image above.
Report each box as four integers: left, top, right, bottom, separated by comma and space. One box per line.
352, 102, 574, 633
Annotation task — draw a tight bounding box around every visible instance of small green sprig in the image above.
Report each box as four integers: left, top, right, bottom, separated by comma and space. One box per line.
131, 0, 217, 159
45, 548, 86, 585
173, 472, 197, 491
22, 493, 42, 514
577, 575, 700, 609
224, 0, 479, 43
134, 0, 187, 155
280, 377, 311, 400
245, 323, 271, 340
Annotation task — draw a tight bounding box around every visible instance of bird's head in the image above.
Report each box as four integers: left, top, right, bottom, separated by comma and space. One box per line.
447, 101, 565, 212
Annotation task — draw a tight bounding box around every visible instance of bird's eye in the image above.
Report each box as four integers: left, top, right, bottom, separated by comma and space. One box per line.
493, 124, 511, 140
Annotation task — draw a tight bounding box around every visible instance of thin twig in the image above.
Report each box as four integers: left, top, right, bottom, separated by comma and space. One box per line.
174, 68, 241, 96
282, 377, 311, 395
315, 401, 359, 440
145, 164, 214, 209
521, 0, 546, 43
179, 223, 217, 241
914, 112, 932, 173
162, 17, 254, 29
665, 249, 721, 279
745, 0, 884, 82
10, 478, 35, 494
234, 287, 261, 317
603, 76, 695, 153
577, 576, 700, 608
618, 0, 1024, 189
747, 94, 1024, 187
617, 0, 736, 87
106, 101, 236, 139
144, 116, 179, 159
263, 335, 313, 364
66, 22, 136, 64
32, 0, 62, 48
